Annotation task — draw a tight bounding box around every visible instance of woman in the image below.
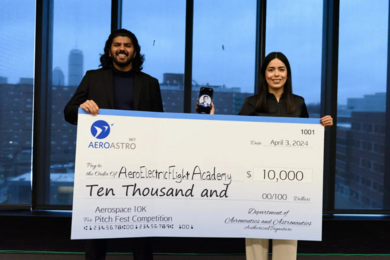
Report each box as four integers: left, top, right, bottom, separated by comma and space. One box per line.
197, 52, 333, 260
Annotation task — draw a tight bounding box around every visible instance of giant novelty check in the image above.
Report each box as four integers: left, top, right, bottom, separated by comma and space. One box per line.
71, 109, 324, 241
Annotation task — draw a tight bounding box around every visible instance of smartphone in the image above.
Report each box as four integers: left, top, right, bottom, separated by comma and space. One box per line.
197, 87, 214, 114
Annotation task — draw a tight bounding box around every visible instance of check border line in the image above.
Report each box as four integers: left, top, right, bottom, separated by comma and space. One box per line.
79, 108, 321, 125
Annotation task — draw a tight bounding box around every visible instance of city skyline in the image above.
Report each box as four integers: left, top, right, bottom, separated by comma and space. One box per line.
0, 79, 385, 207
1, 0, 388, 105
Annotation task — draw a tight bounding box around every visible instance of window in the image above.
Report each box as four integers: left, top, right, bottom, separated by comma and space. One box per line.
122, 0, 186, 113
374, 163, 384, 173
266, 0, 323, 118
49, 0, 111, 205
335, 0, 388, 210
362, 141, 372, 151
373, 144, 384, 154
337, 138, 347, 146
354, 174, 360, 183
363, 123, 373, 133
354, 140, 361, 149
361, 159, 372, 170
375, 124, 385, 134
1, 0, 389, 215
352, 122, 361, 131
0, 0, 35, 205
192, 0, 256, 115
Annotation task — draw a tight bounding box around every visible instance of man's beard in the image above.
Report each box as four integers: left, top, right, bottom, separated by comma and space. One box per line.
112, 52, 134, 68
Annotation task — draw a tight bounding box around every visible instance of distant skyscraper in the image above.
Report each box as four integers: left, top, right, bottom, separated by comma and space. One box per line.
52, 67, 65, 86
68, 49, 83, 87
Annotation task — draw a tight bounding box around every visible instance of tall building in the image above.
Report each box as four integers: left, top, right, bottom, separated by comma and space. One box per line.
335, 93, 385, 209
68, 49, 83, 87
52, 67, 65, 86
0, 82, 34, 182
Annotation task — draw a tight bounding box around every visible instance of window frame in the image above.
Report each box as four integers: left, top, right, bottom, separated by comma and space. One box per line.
1, 0, 390, 216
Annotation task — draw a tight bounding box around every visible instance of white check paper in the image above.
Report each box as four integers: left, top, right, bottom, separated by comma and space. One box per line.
71, 109, 324, 241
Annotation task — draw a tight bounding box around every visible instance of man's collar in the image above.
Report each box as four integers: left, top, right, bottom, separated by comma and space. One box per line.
111, 66, 134, 77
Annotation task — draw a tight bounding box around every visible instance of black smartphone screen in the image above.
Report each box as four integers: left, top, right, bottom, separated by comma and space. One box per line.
197, 87, 213, 114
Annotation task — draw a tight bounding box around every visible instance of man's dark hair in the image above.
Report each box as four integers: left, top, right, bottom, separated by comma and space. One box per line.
99, 29, 145, 72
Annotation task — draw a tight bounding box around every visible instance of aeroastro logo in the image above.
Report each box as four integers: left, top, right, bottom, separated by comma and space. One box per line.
91, 120, 110, 139
88, 120, 136, 150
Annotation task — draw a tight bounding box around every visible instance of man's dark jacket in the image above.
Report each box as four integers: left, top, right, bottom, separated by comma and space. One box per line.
64, 68, 162, 260
64, 68, 164, 124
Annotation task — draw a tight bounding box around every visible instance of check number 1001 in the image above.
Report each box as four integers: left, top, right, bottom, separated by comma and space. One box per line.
252, 168, 313, 183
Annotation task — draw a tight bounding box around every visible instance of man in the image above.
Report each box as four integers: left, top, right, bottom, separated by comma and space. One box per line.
64, 29, 162, 260
200, 96, 210, 107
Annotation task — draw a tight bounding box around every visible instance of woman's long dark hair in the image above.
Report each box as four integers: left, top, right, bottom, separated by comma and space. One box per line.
256, 52, 295, 114
99, 29, 145, 72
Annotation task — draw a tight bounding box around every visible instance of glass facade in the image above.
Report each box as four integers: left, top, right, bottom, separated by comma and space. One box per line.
266, 0, 323, 118
0, 0, 36, 205
0, 0, 389, 212
335, 0, 388, 209
192, 0, 257, 115
49, 0, 111, 205
123, 0, 186, 113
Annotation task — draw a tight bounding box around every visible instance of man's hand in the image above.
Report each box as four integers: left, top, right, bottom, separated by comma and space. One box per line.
80, 100, 99, 116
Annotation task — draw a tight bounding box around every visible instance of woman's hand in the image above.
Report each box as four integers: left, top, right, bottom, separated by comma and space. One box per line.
320, 115, 333, 129
196, 98, 215, 114
210, 102, 215, 114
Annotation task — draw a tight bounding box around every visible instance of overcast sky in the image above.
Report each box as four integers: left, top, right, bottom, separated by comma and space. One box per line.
0, 0, 388, 105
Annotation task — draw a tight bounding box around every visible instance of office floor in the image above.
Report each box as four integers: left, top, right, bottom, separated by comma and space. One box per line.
1, 215, 390, 260
0, 254, 389, 260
